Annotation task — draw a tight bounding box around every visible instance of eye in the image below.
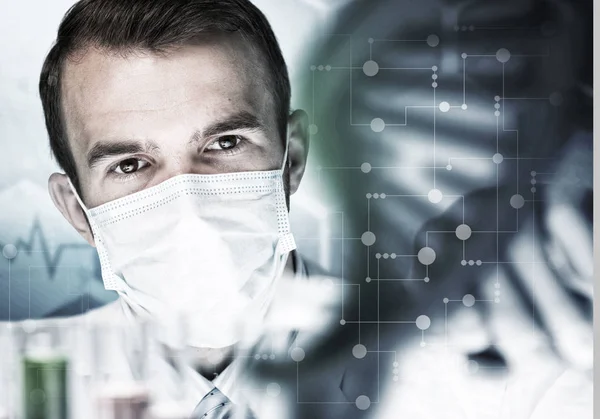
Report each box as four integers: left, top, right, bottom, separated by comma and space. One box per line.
112, 158, 150, 175
205, 135, 243, 152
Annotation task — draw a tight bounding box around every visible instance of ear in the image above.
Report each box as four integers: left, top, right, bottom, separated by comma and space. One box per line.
286, 109, 310, 195
48, 173, 95, 247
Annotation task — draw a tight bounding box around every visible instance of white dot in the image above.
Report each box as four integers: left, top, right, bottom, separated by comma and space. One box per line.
380, 193, 386, 199
363, 60, 379, 76
461, 260, 467, 266
496, 48, 511, 63
318, 65, 324, 71
466, 360, 479, 374
371, 118, 385, 132
309, 124, 318, 135
361, 162, 372, 173
494, 95, 501, 102
531, 187, 537, 193
446, 164, 452, 171
356, 395, 371, 410
427, 34, 440, 47
455, 224, 472, 240
261, 354, 269, 360
531, 171, 537, 176
492, 153, 503, 164
432, 65, 438, 71
443, 298, 449, 303
368, 38, 374, 44
510, 194, 525, 209
432, 74, 438, 80
373, 193, 380, 199
383, 253, 389, 259
432, 82, 438, 88
325, 65, 332, 71
423, 277, 430, 283
416, 315, 431, 330
352, 344, 367, 359
291, 347, 305, 362
418, 247, 436, 265
310, 65, 316, 71
365, 277, 371, 283
390, 253, 396, 259
366, 193, 372, 199
495, 298, 500, 303
476, 260, 482, 266
340, 319, 346, 325
393, 361, 399, 367
266, 382, 281, 397
438, 101, 450, 112
494, 110, 501, 117
494, 103, 501, 109
375, 253, 381, 259
3, 244, 17, 260
462, 294, 475, 307
461, 104, 468, 110
361, 231, 376, 246
549, 92, 563, 106
468, 260, 475, 266
461, 53, 468, 59
428, 188, 443, 203
29, 389, 45, 404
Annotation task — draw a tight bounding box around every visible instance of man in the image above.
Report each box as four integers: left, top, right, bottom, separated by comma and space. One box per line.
39, 0, 351, 417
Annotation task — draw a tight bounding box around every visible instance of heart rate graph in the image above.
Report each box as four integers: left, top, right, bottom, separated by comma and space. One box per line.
0, 180, 114, 320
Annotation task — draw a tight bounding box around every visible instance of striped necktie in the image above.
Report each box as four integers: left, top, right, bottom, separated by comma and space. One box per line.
190, 387, 256, 419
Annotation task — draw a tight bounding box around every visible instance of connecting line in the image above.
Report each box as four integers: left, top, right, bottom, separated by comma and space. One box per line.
341, 211, 345, 316
497, 157, 500, 286
433, 72, 437, 189
312, 70, 315, 124
462, 55, 466, 105
371, 39, 428, 42
367, 197, 371, 231
532, 188, 536, 336
8, 259, 10, 322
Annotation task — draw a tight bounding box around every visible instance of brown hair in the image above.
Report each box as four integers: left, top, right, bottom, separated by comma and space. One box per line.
39, 0, 290, 194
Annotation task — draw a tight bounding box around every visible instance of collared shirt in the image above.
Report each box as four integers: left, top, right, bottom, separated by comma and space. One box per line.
68, 250, 310, 418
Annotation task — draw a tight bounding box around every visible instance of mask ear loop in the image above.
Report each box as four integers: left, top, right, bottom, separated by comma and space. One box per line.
67, 178, 89, 214
280, 136, 291, 173
67, 178, 127, 291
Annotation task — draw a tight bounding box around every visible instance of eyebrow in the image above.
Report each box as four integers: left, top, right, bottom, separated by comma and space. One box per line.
189, 111, 265, 144
86, 140, 159, 169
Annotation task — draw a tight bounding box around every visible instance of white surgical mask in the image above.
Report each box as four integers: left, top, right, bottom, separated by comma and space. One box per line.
69, 149, 296, 348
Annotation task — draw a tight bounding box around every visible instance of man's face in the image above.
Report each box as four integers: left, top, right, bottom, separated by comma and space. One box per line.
48, 33, 308, 246
62, 34, 284, 208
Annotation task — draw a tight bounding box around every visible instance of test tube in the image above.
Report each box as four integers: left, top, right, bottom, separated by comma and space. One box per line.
88, 318, 151, 419
15, 320, 70, 419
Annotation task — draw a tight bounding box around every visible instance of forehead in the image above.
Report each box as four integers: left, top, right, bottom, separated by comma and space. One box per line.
60, 34, 275, 156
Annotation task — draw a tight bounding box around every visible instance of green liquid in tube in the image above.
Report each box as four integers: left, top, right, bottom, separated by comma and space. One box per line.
22, 355, 68, 419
